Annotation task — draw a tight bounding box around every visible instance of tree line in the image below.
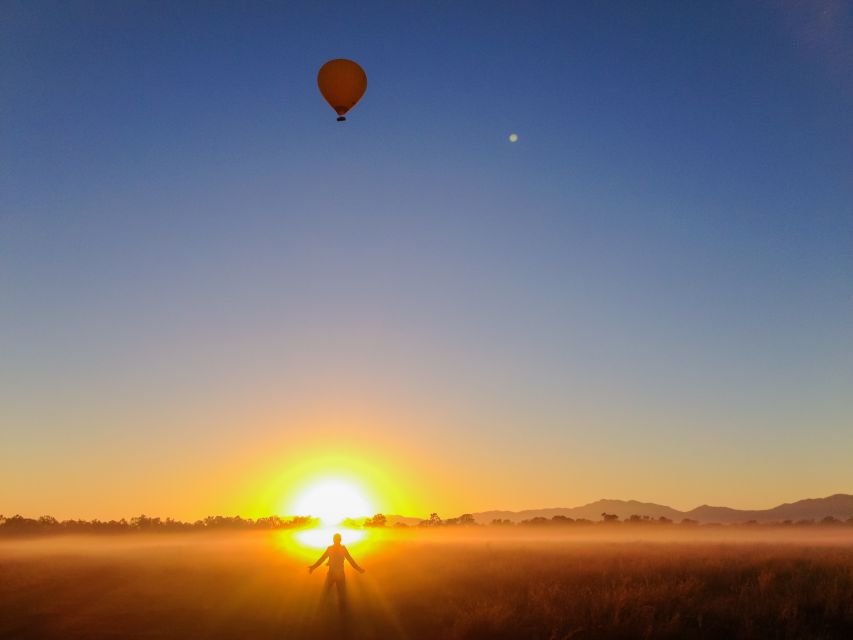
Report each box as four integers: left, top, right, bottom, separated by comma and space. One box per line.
0, 514, 314, 536
3, 511, 852, 537
487, 513, 853, 527
377, 512, 853, 528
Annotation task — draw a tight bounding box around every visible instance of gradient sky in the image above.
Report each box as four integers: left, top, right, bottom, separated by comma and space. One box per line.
2, 1, 852, 521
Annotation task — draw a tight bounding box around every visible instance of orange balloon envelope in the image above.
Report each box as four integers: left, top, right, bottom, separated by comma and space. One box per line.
317, 59, 367, 122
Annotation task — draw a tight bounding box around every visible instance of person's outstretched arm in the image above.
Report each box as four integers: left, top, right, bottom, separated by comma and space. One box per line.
308, 549, 329, 573
344, 546, 365, 573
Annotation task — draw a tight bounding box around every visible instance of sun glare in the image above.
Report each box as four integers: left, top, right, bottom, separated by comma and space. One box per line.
272, 456, 402, 553
294, 525, 366, 549
280, 477, 377, 554
291, 478, 374, 525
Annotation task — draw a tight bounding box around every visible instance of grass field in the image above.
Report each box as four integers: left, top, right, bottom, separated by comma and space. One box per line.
2, 530, 853, 639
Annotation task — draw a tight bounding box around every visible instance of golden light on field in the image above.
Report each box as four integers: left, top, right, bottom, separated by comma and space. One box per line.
294, 525, 366, 550
277, 521, 385, 560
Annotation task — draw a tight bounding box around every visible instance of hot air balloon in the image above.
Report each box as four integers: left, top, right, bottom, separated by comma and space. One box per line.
317, 59, 367, 122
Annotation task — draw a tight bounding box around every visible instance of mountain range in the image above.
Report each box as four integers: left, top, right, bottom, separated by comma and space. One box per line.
463, 494, 853, 524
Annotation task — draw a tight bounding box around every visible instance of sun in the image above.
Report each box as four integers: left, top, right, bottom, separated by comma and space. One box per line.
274, 466, 392, 555
291, 477, 375, 525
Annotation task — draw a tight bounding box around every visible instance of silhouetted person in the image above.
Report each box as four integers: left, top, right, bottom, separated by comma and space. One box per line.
309, 533, 365, 611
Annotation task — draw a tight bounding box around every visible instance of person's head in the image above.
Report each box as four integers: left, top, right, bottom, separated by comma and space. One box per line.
333, 533, 342, 545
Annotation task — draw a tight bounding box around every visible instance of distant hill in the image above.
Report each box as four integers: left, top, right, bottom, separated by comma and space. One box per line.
473, 500, 683, 524
686, 494, 853, 523
468, 494, 853, 524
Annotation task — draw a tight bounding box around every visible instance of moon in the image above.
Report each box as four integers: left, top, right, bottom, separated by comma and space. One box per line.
508, 133, 519, 143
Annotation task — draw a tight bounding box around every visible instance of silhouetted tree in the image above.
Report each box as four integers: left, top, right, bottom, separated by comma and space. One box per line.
38, 515, 59, 527
131, 514, 162, 530
364, 513, 387, 528
601, 512, 619, 522
2, 515, 41, 534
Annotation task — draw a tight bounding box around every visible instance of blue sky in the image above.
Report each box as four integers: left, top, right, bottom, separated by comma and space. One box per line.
1, 1, 852, 518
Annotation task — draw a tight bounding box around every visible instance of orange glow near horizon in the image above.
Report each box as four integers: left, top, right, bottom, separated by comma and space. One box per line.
246, 432, 420, 521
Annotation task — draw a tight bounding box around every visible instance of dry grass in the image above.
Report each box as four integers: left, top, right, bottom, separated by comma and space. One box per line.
2, 533, 853, 639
